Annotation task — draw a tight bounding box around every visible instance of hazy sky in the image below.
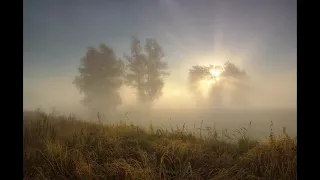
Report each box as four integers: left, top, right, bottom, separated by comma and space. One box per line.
23, 0, 297, 111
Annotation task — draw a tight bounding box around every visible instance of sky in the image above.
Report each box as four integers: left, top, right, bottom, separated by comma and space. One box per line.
23, 0, 297, 112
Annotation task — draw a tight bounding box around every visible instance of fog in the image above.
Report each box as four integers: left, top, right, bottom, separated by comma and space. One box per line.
23, 63, 296, 139
23, 65, 296, 110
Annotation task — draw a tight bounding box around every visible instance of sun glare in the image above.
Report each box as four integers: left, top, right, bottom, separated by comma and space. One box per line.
209, 64, 223, 81
196, 64, 224, 97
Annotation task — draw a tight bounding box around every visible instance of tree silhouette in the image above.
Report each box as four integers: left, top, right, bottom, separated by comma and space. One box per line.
188, 62, 250, 107
73, 44, 124, 114
208, 64, 224, 107
222, 62, 250, 106
188, 65, 211, 89
222, 62, 247, 79
188, 65, 211, 103
124, 37, 169, 107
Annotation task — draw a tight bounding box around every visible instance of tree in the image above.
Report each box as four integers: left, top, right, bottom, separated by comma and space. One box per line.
188, 65, 224, 106
73, 44, 124, 114
124, 37, 169, 107
188, 65, 211, 105
222, 62, 250, 106
189, 65, 211, 89
188, 62, 250, 107
208, 64, 224, 107
222, 62, 247, 79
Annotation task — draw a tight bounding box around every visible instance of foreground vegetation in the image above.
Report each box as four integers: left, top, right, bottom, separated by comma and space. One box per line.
23, 111, 296, 180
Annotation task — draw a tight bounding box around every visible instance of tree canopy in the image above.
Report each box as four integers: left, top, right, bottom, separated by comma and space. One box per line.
188, 62, 250, 107
124, 37, 169, 107
73, 44, 124, 114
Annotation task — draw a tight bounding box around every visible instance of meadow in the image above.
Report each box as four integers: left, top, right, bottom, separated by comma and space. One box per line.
23, 110, 296, 180
113, 108, 297, 140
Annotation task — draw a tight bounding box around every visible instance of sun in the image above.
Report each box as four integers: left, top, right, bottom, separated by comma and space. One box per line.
197, 64, 223, 95
209, 64, 223, 81
195, 64, 224, 97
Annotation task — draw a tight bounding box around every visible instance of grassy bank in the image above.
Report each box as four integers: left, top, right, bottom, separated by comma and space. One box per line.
23, 111, 296, 180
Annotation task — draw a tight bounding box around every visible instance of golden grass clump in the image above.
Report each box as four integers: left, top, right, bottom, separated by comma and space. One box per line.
23, 111, 296, 180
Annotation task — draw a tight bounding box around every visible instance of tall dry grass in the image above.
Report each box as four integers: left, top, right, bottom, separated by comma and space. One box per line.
23, 111, 296, 180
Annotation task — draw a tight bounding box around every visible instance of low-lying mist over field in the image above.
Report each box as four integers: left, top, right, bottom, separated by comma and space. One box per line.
24, 69, 296, 110
23, 65, 296, 140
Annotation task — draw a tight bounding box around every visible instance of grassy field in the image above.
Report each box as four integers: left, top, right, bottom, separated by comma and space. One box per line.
112, 108, 297, 140
23, 111, 296, 180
